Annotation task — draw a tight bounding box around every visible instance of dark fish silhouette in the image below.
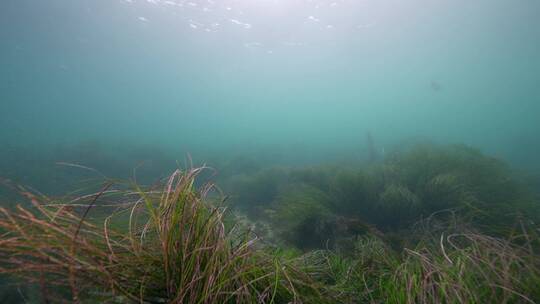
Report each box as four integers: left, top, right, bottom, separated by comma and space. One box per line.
430, 81, 442, 92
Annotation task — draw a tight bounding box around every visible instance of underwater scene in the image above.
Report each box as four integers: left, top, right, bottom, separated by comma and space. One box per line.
1, 0, 540, 303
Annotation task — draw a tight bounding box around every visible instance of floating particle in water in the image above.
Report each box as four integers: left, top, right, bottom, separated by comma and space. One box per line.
230, 19, 251, 29
164, 1, 179, 6
244, 42, 263, 49
356, 22, 376, 29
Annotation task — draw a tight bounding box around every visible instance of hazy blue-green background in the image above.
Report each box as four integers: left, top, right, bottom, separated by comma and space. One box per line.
1, 0, 540, 175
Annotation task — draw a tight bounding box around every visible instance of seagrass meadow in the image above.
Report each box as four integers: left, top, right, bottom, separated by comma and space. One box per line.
1, 0, 540, 303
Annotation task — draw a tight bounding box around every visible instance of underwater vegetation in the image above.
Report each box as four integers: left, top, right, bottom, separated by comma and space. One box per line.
224, 143, 539, 248
0, 168, 331, 303
314, 225, 540, 303
0, 143, 539, 303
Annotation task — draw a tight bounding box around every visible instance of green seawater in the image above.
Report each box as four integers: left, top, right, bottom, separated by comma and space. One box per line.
1, 1, 540, 303
1, 0, 540, 170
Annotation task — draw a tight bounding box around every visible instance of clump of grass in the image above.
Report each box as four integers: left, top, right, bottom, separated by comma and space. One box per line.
271, 185, 334, 250
224, 167, 289, 213
325, 224, 540, 304
380, 231, 540, 303
227, 143, 538, 236
0, 167, 331, 303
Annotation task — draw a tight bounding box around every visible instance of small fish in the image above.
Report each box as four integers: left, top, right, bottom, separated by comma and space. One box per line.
430, 81, 442, 92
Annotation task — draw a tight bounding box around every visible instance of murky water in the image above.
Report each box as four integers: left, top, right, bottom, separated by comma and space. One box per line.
2, 0, 540, 173
1, 1, 540, 302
